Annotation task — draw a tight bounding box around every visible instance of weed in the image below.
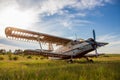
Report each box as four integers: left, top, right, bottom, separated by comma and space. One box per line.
27, 55, 32, 59
36, 57, 38, 60
0, 54, 119, 80
8, 54, 12, 60
13, 56, 19, 60
0, 56, 4, 60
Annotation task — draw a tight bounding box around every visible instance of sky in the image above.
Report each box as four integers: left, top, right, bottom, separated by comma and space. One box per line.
0, 0, 120, 53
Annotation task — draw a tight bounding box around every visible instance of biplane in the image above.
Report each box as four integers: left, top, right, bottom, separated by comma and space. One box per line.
5, 27, 108, 62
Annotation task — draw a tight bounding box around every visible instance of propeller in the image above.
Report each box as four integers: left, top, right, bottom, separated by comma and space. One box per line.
93, 29, 96, 41
93, 29, 98, 56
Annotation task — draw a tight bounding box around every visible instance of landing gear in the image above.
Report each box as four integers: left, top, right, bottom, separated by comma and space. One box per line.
67, 59, 73, 63
86, 57, 94, 63
67, 54, 74, 63
89, 59, 94, 63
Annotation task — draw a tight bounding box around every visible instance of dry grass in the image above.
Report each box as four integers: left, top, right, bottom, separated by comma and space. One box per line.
0, 54, 120, 80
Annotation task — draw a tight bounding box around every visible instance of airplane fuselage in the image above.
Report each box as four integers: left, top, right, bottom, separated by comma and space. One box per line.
51, 39, 95, 59
64, 41, 93, 55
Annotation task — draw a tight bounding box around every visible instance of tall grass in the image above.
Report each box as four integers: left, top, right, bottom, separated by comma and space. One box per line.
0, 54, 120, 80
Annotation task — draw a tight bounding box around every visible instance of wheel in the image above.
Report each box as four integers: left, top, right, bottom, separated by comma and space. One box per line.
89, 59, 94, 63
67, 59, 73, 63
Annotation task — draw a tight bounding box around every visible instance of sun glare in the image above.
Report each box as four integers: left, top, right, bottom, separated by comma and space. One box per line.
0, 6, 38, 37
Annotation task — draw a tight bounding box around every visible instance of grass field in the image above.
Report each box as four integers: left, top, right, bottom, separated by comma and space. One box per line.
0, 54, 120, 80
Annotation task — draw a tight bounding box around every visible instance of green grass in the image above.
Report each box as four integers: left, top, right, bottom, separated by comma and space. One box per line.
0, 54, 120, 80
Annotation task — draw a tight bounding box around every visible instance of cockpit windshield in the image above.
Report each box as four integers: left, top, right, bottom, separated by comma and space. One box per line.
77, 38, 85, 42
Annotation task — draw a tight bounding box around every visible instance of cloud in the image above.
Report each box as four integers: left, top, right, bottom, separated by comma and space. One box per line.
0, 37, 40, 51
0, 0, 39, 37
0, 44, 22, 51
60, 19, 93, 30
97, 34, 120, 46
97, 34, 120, 53
97, 34, 118, 42
0, 0, 114, 51
0, 0, 112, 30
71, 0, 106, 10
61, 21, 71, 29
76, 13, 87, 17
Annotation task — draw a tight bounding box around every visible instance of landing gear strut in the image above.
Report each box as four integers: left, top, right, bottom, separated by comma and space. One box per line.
67, 59, 73, 63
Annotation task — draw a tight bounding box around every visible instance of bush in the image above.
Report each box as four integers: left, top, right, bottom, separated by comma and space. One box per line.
27, 55, 32, 59
36, 57, 38, 60
0, 56, 4, 60
13, 56, 18, 60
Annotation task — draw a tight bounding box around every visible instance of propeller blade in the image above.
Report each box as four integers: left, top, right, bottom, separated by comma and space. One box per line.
93, 29, 96, 41
92, 29, 98, 56
94, 46, 98, 56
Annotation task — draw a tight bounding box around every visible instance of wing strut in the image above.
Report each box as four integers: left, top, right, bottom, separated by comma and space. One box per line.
48, 42, 54, 51
37, 37, 43, 52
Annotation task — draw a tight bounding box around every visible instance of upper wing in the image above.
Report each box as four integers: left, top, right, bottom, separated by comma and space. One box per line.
5, 27, 73, 45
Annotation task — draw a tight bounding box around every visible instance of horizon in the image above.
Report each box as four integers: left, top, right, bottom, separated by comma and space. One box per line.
0, 0, 120, 53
